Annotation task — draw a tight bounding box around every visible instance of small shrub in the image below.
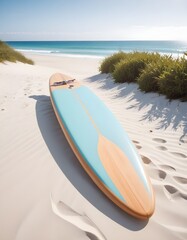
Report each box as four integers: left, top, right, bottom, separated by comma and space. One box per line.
112, 57, 146, 83
112, 52, 162, 83
138, 56, 173, 92
158, 58, 187, 100
99, 51, 127, 73
99, 51, 187, 100
138, 63, 161, 92
0, 40, 34, 64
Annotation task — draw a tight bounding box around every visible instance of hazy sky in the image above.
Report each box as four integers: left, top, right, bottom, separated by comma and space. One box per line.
1, 0, 187, 41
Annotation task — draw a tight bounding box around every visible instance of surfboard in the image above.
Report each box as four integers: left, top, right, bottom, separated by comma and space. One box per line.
49, 73, 155, 219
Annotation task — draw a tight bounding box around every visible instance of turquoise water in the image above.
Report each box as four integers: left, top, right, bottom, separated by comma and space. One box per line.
7, 41, 187, 58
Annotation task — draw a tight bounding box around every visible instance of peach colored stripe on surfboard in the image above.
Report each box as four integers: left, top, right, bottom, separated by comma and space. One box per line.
98, 135, 155, 217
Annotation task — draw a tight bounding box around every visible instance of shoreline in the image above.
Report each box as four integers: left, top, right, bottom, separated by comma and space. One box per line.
19, 50, 105, 59
0, 54, 187, 240
20, 49, 186, 60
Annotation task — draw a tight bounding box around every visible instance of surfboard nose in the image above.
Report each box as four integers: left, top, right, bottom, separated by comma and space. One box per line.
98, 134, 155, 219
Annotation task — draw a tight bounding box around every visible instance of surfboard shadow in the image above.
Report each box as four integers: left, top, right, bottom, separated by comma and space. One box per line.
30, 94, 149, 230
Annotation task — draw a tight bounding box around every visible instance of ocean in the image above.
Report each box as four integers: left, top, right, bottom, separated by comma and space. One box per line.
6, 41, 187, 58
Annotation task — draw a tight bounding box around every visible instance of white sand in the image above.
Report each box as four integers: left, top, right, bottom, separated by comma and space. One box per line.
0, 54, 187, 240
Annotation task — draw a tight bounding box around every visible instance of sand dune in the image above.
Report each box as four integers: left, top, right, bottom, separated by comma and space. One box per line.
0, 55, 186, 240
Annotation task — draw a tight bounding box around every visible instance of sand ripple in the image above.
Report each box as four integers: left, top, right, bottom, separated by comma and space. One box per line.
51, 195, 106, 240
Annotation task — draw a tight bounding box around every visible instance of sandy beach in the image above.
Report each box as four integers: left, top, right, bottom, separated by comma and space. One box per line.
0, 54, 187, 240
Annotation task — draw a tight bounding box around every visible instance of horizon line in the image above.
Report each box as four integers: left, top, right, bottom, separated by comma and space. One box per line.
4, 39, 185, 42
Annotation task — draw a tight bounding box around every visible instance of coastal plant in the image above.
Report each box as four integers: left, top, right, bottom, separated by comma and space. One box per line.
99, 51, 187, 101
112, 53, 151, 83
138, 56, 173, 92
0, 40, 34, 64
158, 58, 187, 100
112, 58, 144, 83
99, 51, 127, 73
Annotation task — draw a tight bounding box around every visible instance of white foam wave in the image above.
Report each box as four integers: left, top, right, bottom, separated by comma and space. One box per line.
50, 53, 104, 59
16, 49, 52, 54
16, 48, 104, 59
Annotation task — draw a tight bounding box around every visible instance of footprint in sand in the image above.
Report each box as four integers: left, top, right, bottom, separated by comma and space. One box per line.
164, 185, 178, 194
170, 152, 187, 158
149, 168, 167, 181
132, 140, 142, 150
180, 139, 187, 144
181, 194, 187, 200
164, 185, 187, 201
160, 165, 176, 172
153, 138, 167, 143
156, 146, 168, 151
136, 145, 142, 150
133, 140, 139, 144
141, 155, 152, 165
51, 196, 106, 240
158, 170, 167, 180
173, 176, 187, 184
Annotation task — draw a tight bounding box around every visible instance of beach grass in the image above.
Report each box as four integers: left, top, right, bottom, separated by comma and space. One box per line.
100, 51, 187, 101
158, 58, 187, 100
0, 40, 34, 64
137, 55, 173, 93
99, 51, 127, 73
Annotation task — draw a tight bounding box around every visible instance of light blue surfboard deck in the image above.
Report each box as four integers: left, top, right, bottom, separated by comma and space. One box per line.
49, 73, 155, 219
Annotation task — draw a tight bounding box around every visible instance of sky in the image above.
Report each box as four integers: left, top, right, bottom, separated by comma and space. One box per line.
0, 0, 187, 41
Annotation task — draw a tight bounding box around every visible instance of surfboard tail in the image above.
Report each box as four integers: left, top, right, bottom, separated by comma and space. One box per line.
98, 134, 155, 219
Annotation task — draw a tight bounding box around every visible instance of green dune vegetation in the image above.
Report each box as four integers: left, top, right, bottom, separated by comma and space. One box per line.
0, 40, 34, 65
99, 51, 187, 101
